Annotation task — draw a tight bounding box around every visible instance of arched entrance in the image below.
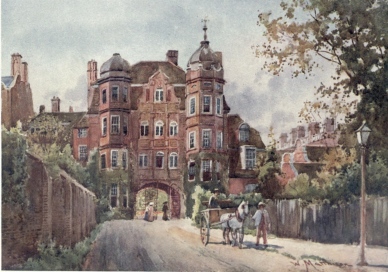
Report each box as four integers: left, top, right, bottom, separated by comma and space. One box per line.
135, 182, 182, 219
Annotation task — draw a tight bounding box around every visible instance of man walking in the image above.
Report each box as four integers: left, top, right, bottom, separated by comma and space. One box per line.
252, 202, 271, 248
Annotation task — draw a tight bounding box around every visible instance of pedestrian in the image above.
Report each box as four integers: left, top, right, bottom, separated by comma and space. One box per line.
144, 202, 150, 221
148, 202, 155, 222
162, 201, 169, 221
208, 188, 220, 208
252, 202, 271, 248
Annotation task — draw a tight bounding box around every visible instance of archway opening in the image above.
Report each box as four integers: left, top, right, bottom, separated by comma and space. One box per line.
135, 188, 168, 219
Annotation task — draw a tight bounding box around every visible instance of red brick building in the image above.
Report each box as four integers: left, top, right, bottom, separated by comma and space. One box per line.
1, 53, 34, 130
46, 25, 266, 218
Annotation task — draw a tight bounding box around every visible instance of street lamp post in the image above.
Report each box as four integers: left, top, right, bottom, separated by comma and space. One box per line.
355, 121, 371, 266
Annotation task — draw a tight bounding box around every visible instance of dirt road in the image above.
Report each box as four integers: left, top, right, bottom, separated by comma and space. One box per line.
83, 219, 388, 271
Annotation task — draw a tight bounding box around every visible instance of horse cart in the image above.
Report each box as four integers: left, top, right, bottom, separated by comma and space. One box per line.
199, 200, 249, 247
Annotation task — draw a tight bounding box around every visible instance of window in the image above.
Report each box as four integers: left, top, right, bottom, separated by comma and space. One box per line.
123, 117, 128, 135
189, 97, 195, 115
140, 121, 149, 136
203, 96, 211, 113
79, 145, 88, 161
110, 183, 117, 207
202, 130, 211, 148
216, 132, 223, 149
204, 81, 212, 88
155, 88, 163, 102
102, 118, 107, 136
246, 147, 256, 169
202, 160, 211, 181
239, 123, 250, 142
170, 121, 178, 136
216, 83, 222, 90
122, 151, 127, 170
188, 161, 196, 180
155, 121, 164, 136
155, 152, 164, 168
139, 154, 148, 168
122, 87, 128, 102
111, 150, 118, 167
216, 97, 222, 115
102, 89, 107, 104
216, 161, 221, 181
169, 152, 178, 168
111, 116, 120, 134
78, 128, 87, 138
112, 86, 119, 101
101, 154, 106, 169
189, 131, 195, 149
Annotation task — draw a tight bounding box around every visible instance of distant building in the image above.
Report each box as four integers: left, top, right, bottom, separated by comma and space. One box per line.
277, 118, 340, 184
1, 53, 34, 130
28, 23, 266, 218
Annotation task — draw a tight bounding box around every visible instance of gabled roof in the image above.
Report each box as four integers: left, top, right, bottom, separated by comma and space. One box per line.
131, 61, 185, 84
1, 76, 14, 88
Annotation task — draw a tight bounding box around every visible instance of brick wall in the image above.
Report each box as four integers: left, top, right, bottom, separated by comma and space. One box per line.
2, 153, 96, 269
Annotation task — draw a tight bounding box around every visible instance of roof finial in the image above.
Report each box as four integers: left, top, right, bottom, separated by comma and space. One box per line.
201, 16, 209, 41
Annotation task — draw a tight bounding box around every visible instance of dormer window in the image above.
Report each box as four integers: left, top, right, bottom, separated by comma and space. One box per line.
155, 88, 163, 102
239, 123, 250, 142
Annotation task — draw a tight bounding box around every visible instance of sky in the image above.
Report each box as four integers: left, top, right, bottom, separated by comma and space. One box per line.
1, 0, 336, 145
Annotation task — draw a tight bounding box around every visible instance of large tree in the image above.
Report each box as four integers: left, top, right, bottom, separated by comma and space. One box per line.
256, 0, 388, 149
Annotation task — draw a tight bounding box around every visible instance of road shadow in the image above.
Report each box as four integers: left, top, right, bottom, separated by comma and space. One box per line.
242, 241, 284, 250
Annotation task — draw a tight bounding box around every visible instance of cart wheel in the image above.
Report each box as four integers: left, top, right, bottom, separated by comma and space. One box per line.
200, 216, 209, 246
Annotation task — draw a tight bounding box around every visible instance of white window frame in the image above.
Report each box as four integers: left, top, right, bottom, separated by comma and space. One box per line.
78, 128, 87, 138
202, 129, 211, 148
216, 97, 222, 115
155, 151, 164, 168
169, 152, 178, 169
202, 95, 212, 113
241, 146, 256, 170
216, 131, 223, 149
169, 121, 178, 136
189, 131, 195, 149
188, 161, 196, 180
139, 154, 148, 168
155, 88, 163, 102
189, 97, 196, 115
111, 115, 120, 134
201, 159, 212, 181
155, 120, 164, 136
111, 150, 118, 168
101, 153, 106, 169
102, 117, 107, 136
122, 87, 128, 102
239, 123, 250, 142
140, 121, 149, 137
79, 145, 88, 161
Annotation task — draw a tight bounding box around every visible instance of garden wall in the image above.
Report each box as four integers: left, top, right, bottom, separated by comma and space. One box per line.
2, 153, 97, 269
266, 197, 388, 247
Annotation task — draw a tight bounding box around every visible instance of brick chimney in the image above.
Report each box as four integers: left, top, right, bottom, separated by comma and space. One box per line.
87, 60, 98, 87
69, 106, 74, 113
39, 105, 45, 114
51, 96, 60, 113
166, 50, 178, 65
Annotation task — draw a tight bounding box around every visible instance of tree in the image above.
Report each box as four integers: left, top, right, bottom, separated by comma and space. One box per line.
256, 0, 388, 149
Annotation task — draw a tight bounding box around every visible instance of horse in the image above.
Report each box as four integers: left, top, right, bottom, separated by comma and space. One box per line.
220, 200, 249, 249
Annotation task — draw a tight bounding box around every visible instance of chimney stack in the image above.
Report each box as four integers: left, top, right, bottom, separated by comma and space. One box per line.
39, 105, 45, 114
69, 106, 74, 113
87, 60, 98, 87
51, 96, 60, 113
166, 50, 178, 65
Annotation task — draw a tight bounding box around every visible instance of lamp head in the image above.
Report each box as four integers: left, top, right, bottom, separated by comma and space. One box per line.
355, 121, 371, 146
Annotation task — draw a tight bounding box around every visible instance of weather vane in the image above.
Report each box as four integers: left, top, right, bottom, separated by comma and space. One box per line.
201, 16, 209, 41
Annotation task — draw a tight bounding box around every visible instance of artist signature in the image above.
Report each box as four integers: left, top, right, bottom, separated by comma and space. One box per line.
290, 259, 351, 271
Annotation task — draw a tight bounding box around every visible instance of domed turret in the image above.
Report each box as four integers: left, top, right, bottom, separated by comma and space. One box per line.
100, 53, 130, 77
187, 20, 222, 71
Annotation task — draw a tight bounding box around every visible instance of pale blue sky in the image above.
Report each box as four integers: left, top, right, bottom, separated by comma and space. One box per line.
1, 0, 335, 144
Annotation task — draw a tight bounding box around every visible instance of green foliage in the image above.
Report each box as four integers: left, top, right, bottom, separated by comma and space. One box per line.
281, 174, 326, 202
22, 224, 102, 271
257, 0, 388, 149
2, 127, 28, 206
258, 161, 283, 199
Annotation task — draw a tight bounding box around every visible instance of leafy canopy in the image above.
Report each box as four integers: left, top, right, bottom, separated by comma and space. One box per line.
256, 0, 388, 148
